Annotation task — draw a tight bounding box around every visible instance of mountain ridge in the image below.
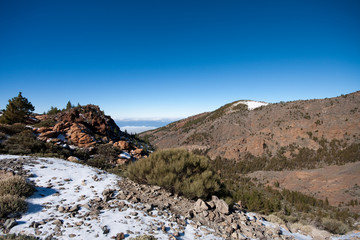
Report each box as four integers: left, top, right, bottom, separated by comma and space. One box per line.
140, 91, 360, 169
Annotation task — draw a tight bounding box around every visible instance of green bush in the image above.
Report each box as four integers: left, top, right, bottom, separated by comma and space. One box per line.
127, 149, 221, 199
322, 218, 350, 234
0, 175, 35, 197
86, 157, 112, 170
0, 194, 27, 218
0, 123, 26, 135
0, 130, 71, 158
0, 130, 45, 155
0, 132, 6, 141
33, 119, 56, 128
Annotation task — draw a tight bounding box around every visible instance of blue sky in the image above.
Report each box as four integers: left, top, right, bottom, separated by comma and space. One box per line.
0, 0, 359, 120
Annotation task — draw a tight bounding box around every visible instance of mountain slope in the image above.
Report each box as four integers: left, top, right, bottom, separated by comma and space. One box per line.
141, 92, 360, 169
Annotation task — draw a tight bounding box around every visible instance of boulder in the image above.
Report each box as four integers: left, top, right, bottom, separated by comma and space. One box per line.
212, 195, 229, 214
67, 156, 80, 163
36, 127, 53, 133
113, 140, 130, 150
194, 199, 209, 213
134, 148, 143, 155
117, 158, 130, 165
68, 123, 96, 148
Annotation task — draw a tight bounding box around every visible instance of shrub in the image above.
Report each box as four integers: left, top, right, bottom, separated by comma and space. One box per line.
0, 175, 35, 197
0, 123, 26, 135
322, 218, 350, 234
127, 149, 221, 199
33, 119, 56, 128
86, 157, 112, 170
0, 130, 45, 155
0, 194, 27, 218
0, 234, 38, 240
0, 132, 6, 141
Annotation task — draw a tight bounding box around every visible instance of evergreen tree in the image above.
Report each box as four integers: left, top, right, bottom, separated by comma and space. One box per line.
66, 100, 73, 110
0, 92, 35, 124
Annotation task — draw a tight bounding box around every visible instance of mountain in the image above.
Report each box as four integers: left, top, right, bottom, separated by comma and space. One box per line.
140, 92, 360, 170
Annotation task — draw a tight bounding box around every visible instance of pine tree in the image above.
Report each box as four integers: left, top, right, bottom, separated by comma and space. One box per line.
66, 100, 73, 110
0, 92, 35, 124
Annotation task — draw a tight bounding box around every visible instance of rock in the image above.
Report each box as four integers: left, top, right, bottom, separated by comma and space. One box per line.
69, 234, 76, 238
212, 196, 229, 214
67, 156, 80, 162
102, 189, 115, 201
39, 130, 58, 138
36, 127, 53, 133
4, 219, 17, 231
68, 205, 79, 212
75, 221, 83, 226
53, 219, 63, 225
58, 206, 65, 212
194, 199, 209, 213
68, 123, 96, 148
30, 221, 41, 228
206, 200, 216, 209
116, 158, 130, 165
114, 232, 125, 240
134, 148, 143, 155
113, 141, 130, 150
102, 225, 110, 234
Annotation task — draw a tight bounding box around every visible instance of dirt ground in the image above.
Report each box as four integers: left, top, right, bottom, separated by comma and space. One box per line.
248, 161, 360, 213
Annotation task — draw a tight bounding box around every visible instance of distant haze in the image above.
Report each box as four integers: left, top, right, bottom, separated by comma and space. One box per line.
115, 120, 176, 134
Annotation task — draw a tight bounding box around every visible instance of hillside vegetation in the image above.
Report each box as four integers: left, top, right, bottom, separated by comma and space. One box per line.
141, 91, 360, 171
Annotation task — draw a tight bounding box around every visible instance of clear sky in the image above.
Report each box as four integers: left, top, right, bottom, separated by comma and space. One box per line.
1, 0, 359, 120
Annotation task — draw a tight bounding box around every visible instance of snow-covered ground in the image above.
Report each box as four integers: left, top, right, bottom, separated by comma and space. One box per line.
233, 100, 268, 110
0, 155, 359, 240
0, 155, 220, 240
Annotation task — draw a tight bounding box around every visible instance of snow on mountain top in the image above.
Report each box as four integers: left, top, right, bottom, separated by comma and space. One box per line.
233, 100, 269, 110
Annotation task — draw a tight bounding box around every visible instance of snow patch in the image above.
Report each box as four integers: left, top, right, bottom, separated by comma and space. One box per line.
233, 100, 268, 110
0, 156, 221, 240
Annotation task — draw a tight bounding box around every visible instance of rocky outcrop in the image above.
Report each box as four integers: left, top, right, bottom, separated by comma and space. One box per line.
32, 105, 149, 159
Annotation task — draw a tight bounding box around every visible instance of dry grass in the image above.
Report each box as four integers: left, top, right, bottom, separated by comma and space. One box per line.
0, 194, 27, 218
0, 234, 38, 240
0, 175, 35, 197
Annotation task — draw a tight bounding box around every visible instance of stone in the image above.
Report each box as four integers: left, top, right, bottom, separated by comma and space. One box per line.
68, 205, 79, 212
30, 221, 41, 228
114, 232, 125, 240
53, 219, 63, 225
102, 225, 110, 234
67, 156, 80, 162
113, 141, 130, 150
39, 130, 59, 138
194, 199, 209, 213
4, 219, 17, 231
116, 158, 130, 165
212, 196, 229, 214
75, 221, 83, 226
